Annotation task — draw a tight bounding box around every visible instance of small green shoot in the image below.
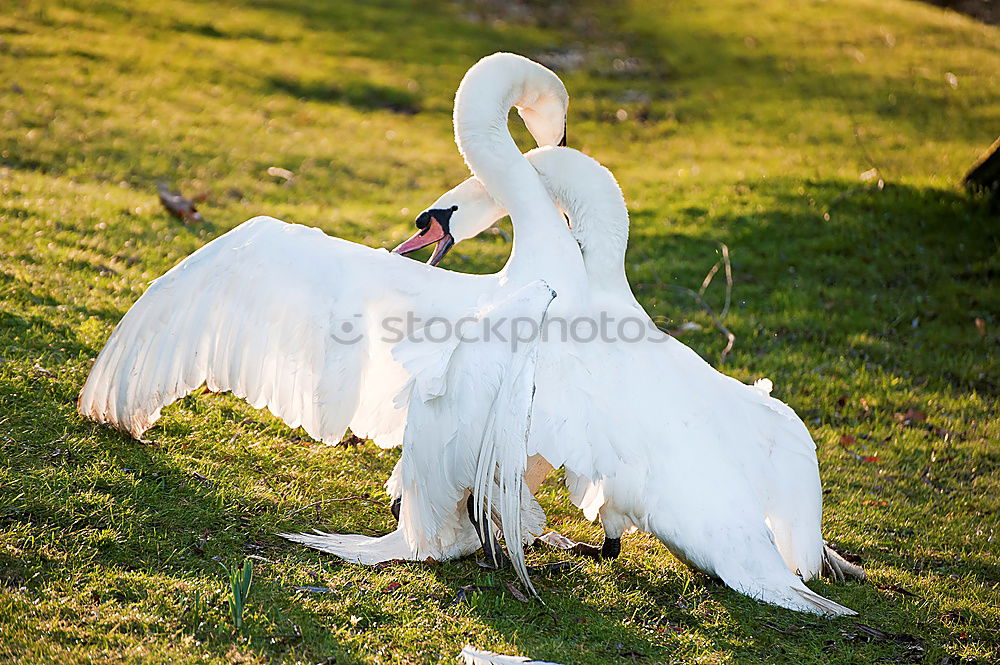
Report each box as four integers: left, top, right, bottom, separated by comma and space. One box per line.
219, 560, 253, 636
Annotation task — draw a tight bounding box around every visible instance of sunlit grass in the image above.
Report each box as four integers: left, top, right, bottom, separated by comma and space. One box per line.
1, 0, 998, 663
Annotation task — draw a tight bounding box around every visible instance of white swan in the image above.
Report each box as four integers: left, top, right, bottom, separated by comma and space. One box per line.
388, 145, 864, 615
77, 53, 578, 569
302, 142, 863, 614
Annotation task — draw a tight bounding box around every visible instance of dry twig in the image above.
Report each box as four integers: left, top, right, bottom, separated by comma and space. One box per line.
676, 243, 736, 363
669, 285, 736, 364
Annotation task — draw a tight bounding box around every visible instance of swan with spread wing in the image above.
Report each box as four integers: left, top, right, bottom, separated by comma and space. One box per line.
78, 54, 582, 567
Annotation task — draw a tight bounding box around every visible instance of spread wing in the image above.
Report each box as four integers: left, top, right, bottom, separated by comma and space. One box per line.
77, 215, 474, 447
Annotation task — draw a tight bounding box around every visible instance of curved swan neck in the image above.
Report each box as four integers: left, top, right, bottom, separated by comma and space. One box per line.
453, 54, 580, 275
527, 147, 632, 295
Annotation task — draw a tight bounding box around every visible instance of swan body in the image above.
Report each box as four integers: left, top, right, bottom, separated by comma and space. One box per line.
78, 53, 575, 568
398, 145, 862, 615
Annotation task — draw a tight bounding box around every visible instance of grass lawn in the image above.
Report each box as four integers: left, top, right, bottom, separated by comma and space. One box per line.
1, 0, 998, 662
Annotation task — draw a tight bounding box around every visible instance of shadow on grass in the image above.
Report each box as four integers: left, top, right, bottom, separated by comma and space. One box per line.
244, 0, 538, 66
626, 178, 997, 396
267, 75, 421, 114
0, 378, 360, 661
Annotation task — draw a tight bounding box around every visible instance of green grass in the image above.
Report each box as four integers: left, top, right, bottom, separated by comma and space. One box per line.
1, 0, 998, 662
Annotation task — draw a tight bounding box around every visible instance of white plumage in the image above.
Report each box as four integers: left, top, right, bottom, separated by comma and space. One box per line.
79, 53, 578, 575
459, 645, 565, 665
78, 217, 486, 448
79, 52, 863, 617
400, 144, 863, 615
279, 54, 589, 583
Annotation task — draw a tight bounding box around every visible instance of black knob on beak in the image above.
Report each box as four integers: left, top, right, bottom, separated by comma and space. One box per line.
414, 210, 432, 230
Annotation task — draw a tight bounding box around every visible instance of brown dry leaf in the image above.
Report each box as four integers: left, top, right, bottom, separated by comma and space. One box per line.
974, 317, 986, 336
843, 624, 922, 654
840, 434, 857, 446
826, 543, 863, 564
874, 583, 919, 598
157, 182, 205, 223
373, 558, 407, 569
193, 530, 210, 555
190, 471, 214, 487
530, 561, 574, 575
338, 433, 365, 447
895, 409, 927, 425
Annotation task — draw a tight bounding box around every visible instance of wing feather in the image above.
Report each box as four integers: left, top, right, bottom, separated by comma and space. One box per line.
393, 280, 556, 591
78, 215, 468, 445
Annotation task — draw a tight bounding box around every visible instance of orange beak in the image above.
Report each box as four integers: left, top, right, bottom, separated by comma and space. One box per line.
392, 217, 455, 266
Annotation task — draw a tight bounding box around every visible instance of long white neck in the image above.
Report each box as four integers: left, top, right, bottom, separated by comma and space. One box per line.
526, 147, 633, 298
453, 54, 584, 284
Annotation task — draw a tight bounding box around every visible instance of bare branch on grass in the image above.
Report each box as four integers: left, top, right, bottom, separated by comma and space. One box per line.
669, 284, 736, 364
697, 243, 733, 319
678, 243, 735, 363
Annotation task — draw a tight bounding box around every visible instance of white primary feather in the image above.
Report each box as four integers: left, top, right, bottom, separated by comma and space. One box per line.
459, 645, 565, 665
279, 483, 547, 565
395, 280, 556, 590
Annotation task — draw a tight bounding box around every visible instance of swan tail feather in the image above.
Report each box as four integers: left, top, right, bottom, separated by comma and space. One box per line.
791, 585, 858, 617
724, 574, 857, 617
700, 522, 858, 616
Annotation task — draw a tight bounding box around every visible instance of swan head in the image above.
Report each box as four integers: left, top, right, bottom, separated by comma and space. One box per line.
456, 52, 569, 150
398, 146, 631, 276
393, 177, 503, 265
516, 89, 568, 148
505, 54, 570, 148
